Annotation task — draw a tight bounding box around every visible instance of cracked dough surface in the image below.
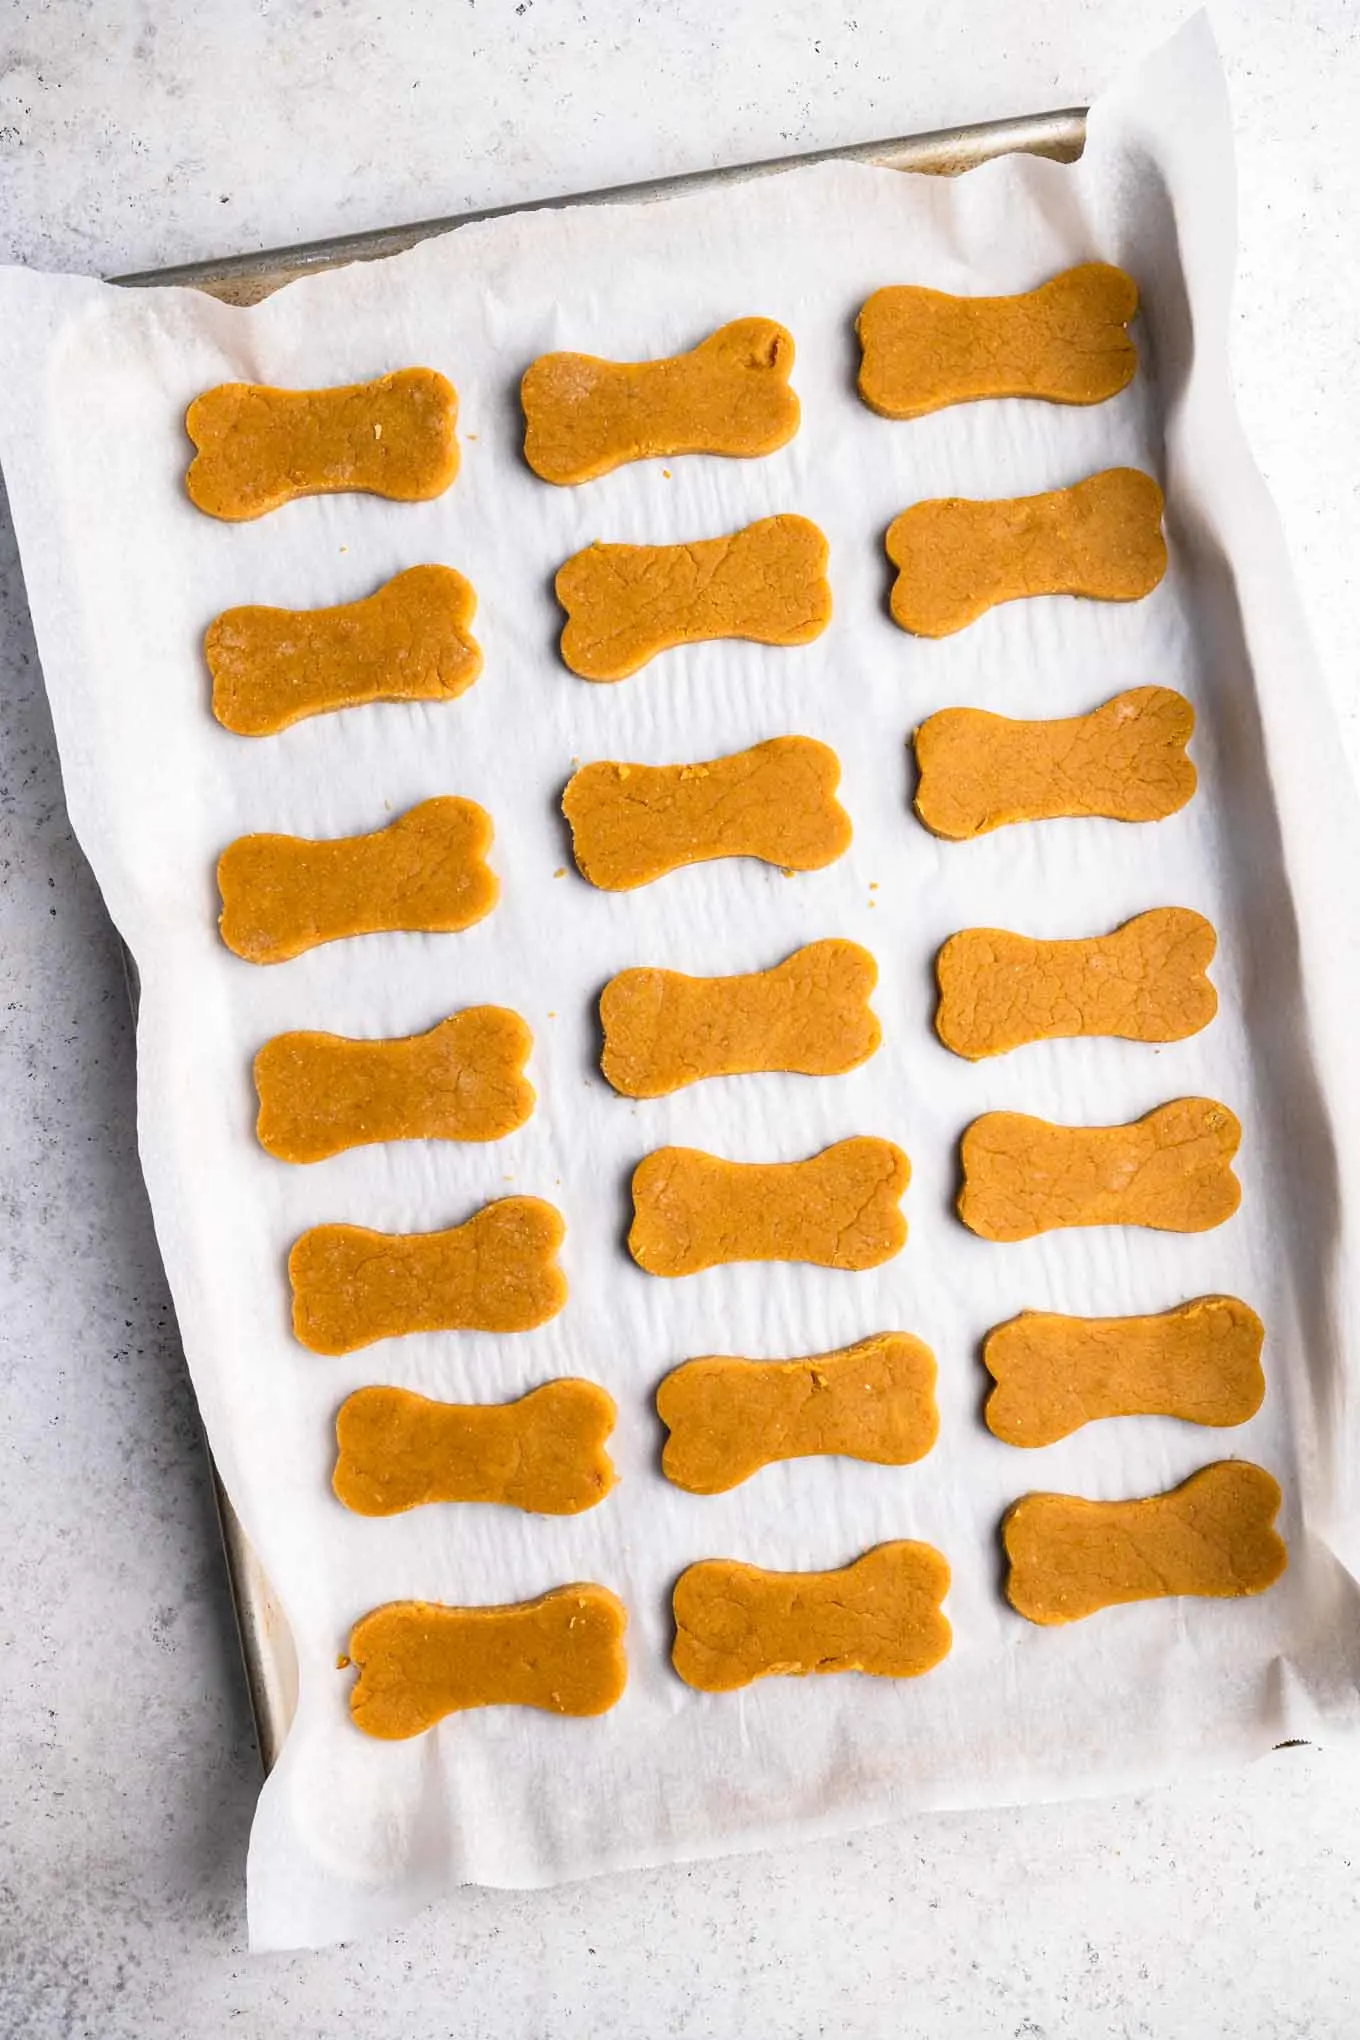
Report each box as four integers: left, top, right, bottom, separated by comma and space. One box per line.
600, 938, 879, 1097
522, 317, 799, 483
1003, 1461, 1286, 1625
657, 1332, 938, 1494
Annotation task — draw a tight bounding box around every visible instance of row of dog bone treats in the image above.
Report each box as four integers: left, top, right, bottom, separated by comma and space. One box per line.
188, 265, 1282, 1745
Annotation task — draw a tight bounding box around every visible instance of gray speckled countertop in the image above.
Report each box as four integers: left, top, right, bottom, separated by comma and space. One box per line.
2, 2, 1359, 2032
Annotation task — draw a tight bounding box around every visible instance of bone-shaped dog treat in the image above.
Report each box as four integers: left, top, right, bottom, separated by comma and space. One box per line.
913, 687, 1197, 839
522, 317, 800, 483
290, 1195, 566, 1353
857, 262, 1139, 420
206, 566, 482, 736
1002, 1460, 1286, 1625
672, 1541, 951, 1691
217, 797, 496, 964
348, 1585, 628, 1738
600, 939, 880, 1098
935, 907, 1218, 1061
983, 1296, 1266, 1447
556, 514, 831, 680
958, 1098, 1241, 1242
254, 1007, 533, 1162
629, 1136, 909, 1276
185, 367, 459, 520
657, 1332, 937, 1494
562, 737, 851, 892
886, 468, 1166, 639
333, 1379, 616, 1516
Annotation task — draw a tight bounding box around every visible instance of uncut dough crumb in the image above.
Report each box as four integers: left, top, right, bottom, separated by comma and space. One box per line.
913, 687, 1196, 839
348, 1586, 628, 1738
935, 907, 1217, 1060
672, 1542, 951, 1691
600, 938, 879, 1097
857, 262, 1138, 419
522, 317, 799, 483
254, 1007, 533, 1162
1003, 1460, 1286, 1625
958, 1097, 1241, 1242
556, 513, 831, 679
657, 1333, 937, 1494
333, 1380, 616, 1516
217, 797, 496, 964
983, 1295, 1266, 1447
886, 467, 1166, 638
185, 367, 458, 520
206, 566, 481, 736
629, 1135, 909, 1276
563, 736, 851, 891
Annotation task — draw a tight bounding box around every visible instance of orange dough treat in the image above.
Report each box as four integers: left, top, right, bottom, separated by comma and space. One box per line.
983, 1295, 1266, 1447
934, 907, 1217, 1060
657, 1332, 938, 1494
672, 1542, 951, 1691
522, 317, 799, 483
1003, 1461, 1286, 1625
857, 262, 1138, 420
562, 737, 851, 892
185, 367, 458, 520
289, 1196, 566, 1354
217, 797, 496, 964
348, 1585, 627, 1738
333, 1380, 616, 1516
600, 938, 879, 1097
254, 1008, 533, 1162
629, 1135, 909, 1276
886, 467, 1166, 638
556, 514, 831, 680
206, 566, 481, 736
958, 1098, 1242, 1243
913, 687, 1196, 839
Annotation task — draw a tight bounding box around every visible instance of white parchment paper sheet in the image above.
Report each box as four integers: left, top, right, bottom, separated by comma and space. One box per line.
3, 13, 1359, 1952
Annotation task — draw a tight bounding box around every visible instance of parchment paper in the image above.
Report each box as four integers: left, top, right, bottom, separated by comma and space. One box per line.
3, 13, 1359, 1953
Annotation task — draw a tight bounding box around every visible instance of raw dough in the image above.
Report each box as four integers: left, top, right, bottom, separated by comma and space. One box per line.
217, 797, 496, 964
629, 1135, 909, 1276
206, 565, 482, 736
600, 938, 879, 1097
913, 687, 1196, 839
857, 262, 1138, 419
562, 736, 851, 891
289, 1195, 566, 1354
657, 1332, 938, 1494
1003, 1460, 1286, 1625
983, 1295, 1266, 1447
556, 514, 831, 680
254, 1007, 533, 1163
671, 1542, 951, 1691
348, 1585, 628, 1738
958, 1098, 1241, 1242
935, 907, 1217, 1060
521, 318, 799, 483
333, 1379, 616, 1515
185, 367, 459, 520
886, 467, 1166, 638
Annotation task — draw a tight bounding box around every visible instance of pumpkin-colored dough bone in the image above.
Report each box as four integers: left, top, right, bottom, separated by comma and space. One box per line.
658, 1333, 938, 1494
348, 1586, 628, 1738
334, 1380, 616, 1516
522, 317, 799, 483
672, 1542, 951, 1691
1003, 1461, 1286, 1625
857, 262, 1138, 420
913, 687, 1197, 840
185, 367, 459, 521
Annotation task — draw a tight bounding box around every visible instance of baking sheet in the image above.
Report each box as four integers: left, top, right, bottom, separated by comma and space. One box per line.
3, 11, 1360, 1954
